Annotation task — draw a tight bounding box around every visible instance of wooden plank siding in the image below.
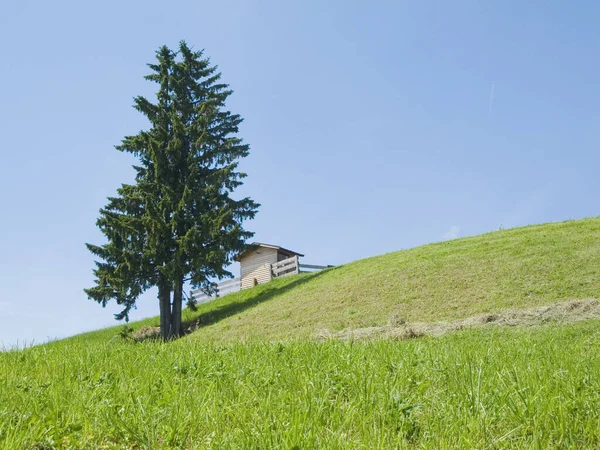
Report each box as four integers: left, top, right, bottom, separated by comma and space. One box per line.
239, 247, 278, 289
241, 263, 273, 289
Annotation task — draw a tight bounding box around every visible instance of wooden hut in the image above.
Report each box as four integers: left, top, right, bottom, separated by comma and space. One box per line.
236, 242, 304, 289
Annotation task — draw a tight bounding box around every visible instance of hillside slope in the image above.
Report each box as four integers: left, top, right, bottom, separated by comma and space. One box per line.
4, 217, 600, 448
70, 217, 600, 345
186, 217, 600, 342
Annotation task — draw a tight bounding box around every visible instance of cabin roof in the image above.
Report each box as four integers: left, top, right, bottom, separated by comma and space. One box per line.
235, 242, 304, 261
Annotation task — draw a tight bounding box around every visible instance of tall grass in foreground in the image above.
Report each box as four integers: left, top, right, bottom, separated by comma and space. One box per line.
2, 321, 600, 449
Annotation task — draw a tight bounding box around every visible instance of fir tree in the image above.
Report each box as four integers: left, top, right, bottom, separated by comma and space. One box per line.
85, 42, 259, 340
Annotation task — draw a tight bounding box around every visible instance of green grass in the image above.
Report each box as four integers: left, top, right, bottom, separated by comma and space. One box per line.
2, 322, 600, 448
3, 217, 600, 448
76, 217, 600, 344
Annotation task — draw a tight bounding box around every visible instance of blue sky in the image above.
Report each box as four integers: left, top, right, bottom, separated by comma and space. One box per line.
1, 1, 599, 347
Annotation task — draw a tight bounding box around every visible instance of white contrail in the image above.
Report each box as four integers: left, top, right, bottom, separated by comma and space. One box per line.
488, 82, 495, 115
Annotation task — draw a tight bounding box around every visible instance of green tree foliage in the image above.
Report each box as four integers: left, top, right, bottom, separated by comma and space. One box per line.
85, 42, 259, 340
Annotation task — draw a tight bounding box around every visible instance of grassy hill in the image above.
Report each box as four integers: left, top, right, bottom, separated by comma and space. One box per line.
3, 217, 600, 448
74, 216, 600, 344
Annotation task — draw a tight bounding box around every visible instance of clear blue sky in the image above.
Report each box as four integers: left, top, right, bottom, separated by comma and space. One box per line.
1, 1, 599, 347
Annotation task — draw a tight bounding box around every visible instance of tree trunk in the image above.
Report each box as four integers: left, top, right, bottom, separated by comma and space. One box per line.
171, 276, 184, 338
158, 278, 172, 341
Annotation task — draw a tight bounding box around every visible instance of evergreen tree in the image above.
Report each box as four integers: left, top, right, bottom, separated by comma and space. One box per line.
85, 42, 259, 340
